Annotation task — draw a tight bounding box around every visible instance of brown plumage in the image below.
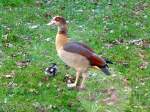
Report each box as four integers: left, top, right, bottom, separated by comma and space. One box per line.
63, 42, 106, 67
47, 16, 111, 89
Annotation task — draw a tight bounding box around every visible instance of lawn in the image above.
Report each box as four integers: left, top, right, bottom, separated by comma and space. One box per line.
0, 0, 150, 112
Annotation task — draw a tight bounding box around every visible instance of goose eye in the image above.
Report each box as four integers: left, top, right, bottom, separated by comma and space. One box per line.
55, 17, 60, 21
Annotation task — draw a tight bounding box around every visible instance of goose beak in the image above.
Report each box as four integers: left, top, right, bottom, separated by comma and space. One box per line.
47, 20, 55, 26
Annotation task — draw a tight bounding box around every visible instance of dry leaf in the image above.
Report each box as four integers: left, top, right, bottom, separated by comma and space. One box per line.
129, 39, 144, 46
16, 60, 30, 68
5, 71, 15, 78
128, 39, 150, 48
64, 74, 75, 84
139, 61, 149, 70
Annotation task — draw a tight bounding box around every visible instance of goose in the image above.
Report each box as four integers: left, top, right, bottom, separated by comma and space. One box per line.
47, 16, 112, 89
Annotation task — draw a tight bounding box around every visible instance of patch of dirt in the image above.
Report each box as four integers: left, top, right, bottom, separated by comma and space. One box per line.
105, 39, 150, 49
102, 88, 118, 105
133, 2, 149, 15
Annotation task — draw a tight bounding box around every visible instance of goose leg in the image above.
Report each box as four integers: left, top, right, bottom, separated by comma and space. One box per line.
67, 71, 80, 88
79, 72, 87, 89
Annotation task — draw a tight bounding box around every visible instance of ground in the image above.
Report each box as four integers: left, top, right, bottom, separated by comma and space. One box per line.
0, 0, 150, 112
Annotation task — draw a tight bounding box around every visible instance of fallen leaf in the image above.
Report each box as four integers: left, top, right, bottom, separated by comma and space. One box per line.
16, 60, 30, 68
5, 71, 15, 78
139, 61, 149, 70
128, 39, 144, 46
128, 39, 150, 48
63, 74, 75, 84
5, 74, 13, 78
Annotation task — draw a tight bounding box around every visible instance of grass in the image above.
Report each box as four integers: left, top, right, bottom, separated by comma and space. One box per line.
0, 0, 150, 111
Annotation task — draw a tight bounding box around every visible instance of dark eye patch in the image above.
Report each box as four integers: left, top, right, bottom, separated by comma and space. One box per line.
53, 16, 66, 24
55, 17, 60, 21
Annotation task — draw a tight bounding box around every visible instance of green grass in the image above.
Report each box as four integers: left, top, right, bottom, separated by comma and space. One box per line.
0, 0, 150, 111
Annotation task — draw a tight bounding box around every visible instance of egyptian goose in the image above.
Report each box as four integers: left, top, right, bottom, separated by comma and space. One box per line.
47, 16, 111, 89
